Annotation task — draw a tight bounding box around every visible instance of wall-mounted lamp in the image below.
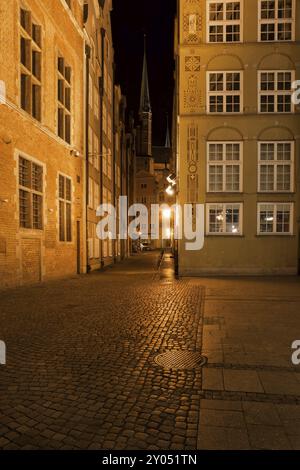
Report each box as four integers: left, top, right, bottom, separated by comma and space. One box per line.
167, 173, 177, 186
0, 198, 9, 204
0, 133, 12, 145
165, 186, 175, 196
70, 149, 80, 158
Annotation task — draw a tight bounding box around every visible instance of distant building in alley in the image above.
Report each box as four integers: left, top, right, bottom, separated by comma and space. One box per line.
175, 0, 300, 275
136, 38, 174, 249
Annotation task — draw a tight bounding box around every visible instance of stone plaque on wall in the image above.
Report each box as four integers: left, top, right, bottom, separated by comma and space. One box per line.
182, 0, 202, 45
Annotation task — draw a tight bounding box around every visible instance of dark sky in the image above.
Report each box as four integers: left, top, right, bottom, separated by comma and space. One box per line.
111, 0, 177, 146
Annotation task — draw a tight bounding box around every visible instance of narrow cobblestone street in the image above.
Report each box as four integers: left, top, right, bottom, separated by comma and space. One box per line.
0, 252, 300, 450
0, 252, 205, 450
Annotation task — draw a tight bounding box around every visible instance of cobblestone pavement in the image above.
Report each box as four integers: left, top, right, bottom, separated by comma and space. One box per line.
1, 253, 300, 450
0, 252, 204, 450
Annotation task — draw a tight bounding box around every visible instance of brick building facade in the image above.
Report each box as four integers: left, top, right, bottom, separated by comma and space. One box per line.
0, 0, 135, 288
0, 0, 85, 288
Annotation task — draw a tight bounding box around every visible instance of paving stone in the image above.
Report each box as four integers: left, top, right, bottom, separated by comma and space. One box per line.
247, 424, 292, 450
198, 425, 250, 450
202, 368, 224, 391
242, 402, 281, 426
259, 372, 300, 396
200, 409, 245, 429
223, 370, 264, 393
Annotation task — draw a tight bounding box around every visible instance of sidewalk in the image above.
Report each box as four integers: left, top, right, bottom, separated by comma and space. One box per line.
195, 276, 300, 450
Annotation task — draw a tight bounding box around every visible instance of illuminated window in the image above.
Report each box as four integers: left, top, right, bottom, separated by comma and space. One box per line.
207, 203, 242, 235
258, 203, 293, 234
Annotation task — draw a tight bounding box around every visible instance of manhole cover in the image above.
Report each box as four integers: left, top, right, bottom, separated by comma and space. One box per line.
154, 351, 207, 370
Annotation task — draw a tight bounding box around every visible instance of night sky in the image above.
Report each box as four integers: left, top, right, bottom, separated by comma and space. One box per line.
111, 0, 177, 146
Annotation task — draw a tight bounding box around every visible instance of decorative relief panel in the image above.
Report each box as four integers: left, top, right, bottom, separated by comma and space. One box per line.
186, 122, 199, 203
185, 55, 201, 72
182, 0, 202, 45
184, 72, 201, 114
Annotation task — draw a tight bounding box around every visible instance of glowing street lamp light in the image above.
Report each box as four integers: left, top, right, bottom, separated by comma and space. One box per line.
166, 185, 175, 196
162, 208, 171, 219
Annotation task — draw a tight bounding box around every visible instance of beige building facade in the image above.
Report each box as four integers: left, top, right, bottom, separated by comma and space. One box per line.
0, 0, 85, 288
175, 0, 300, 275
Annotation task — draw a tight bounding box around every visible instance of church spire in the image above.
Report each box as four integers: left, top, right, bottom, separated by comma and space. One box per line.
139, 34, 151, 115
165, 113, 171, 148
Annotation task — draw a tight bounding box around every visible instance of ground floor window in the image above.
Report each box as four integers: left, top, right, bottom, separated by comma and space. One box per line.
58, 174, 72, 242
257, 203, 293, 235
19, 155, 43, 230
207, 203, 242, 235
88, 223, 100, 260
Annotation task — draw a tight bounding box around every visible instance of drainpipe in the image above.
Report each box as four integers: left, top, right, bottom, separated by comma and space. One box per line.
112, 64, 117, 264
99, 27, 106, 269
120, 128, 124, 260
85, 44, 91, 274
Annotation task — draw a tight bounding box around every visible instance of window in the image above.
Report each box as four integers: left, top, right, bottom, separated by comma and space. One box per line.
20, 8, 42, 120
207, 203, 242, 235
259, 0, 294, 41
208, 72, 242, 113
207, 142, 242, 192
258, 203, 293, 234
88, 177, 94, 208
19, 156, 43, 229
57, 56, 72, 143
207, 1, 242, 43
258, 71, 294, 113
258, 142, 294, 192
94, 84, 99, 118
58, 174, 72, 242
94, 182, 100, 210
107, 150, 112, 180
94, 133, 100, 170
141, 183, 148, 189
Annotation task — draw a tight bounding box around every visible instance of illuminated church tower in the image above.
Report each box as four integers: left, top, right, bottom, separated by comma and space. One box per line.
137, 35, 152, 158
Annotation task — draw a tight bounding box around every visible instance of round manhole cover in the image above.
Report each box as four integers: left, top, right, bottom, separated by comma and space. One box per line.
154, 350, 207, 370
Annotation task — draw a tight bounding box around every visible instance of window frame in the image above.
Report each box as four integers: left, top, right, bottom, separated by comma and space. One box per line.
19, 6, 42, 121
58, 173, 72, 243
207, 0, 243, 43
258, 0, 295, 42
207, 71, 243, 114
258, 70, 295, 114
257, 202, 294, 235
57, 54, 72, 144
207, 141, 243, 193
18, 153, 44, 231
206, 202, 243, 236
258, 141, 295, 193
